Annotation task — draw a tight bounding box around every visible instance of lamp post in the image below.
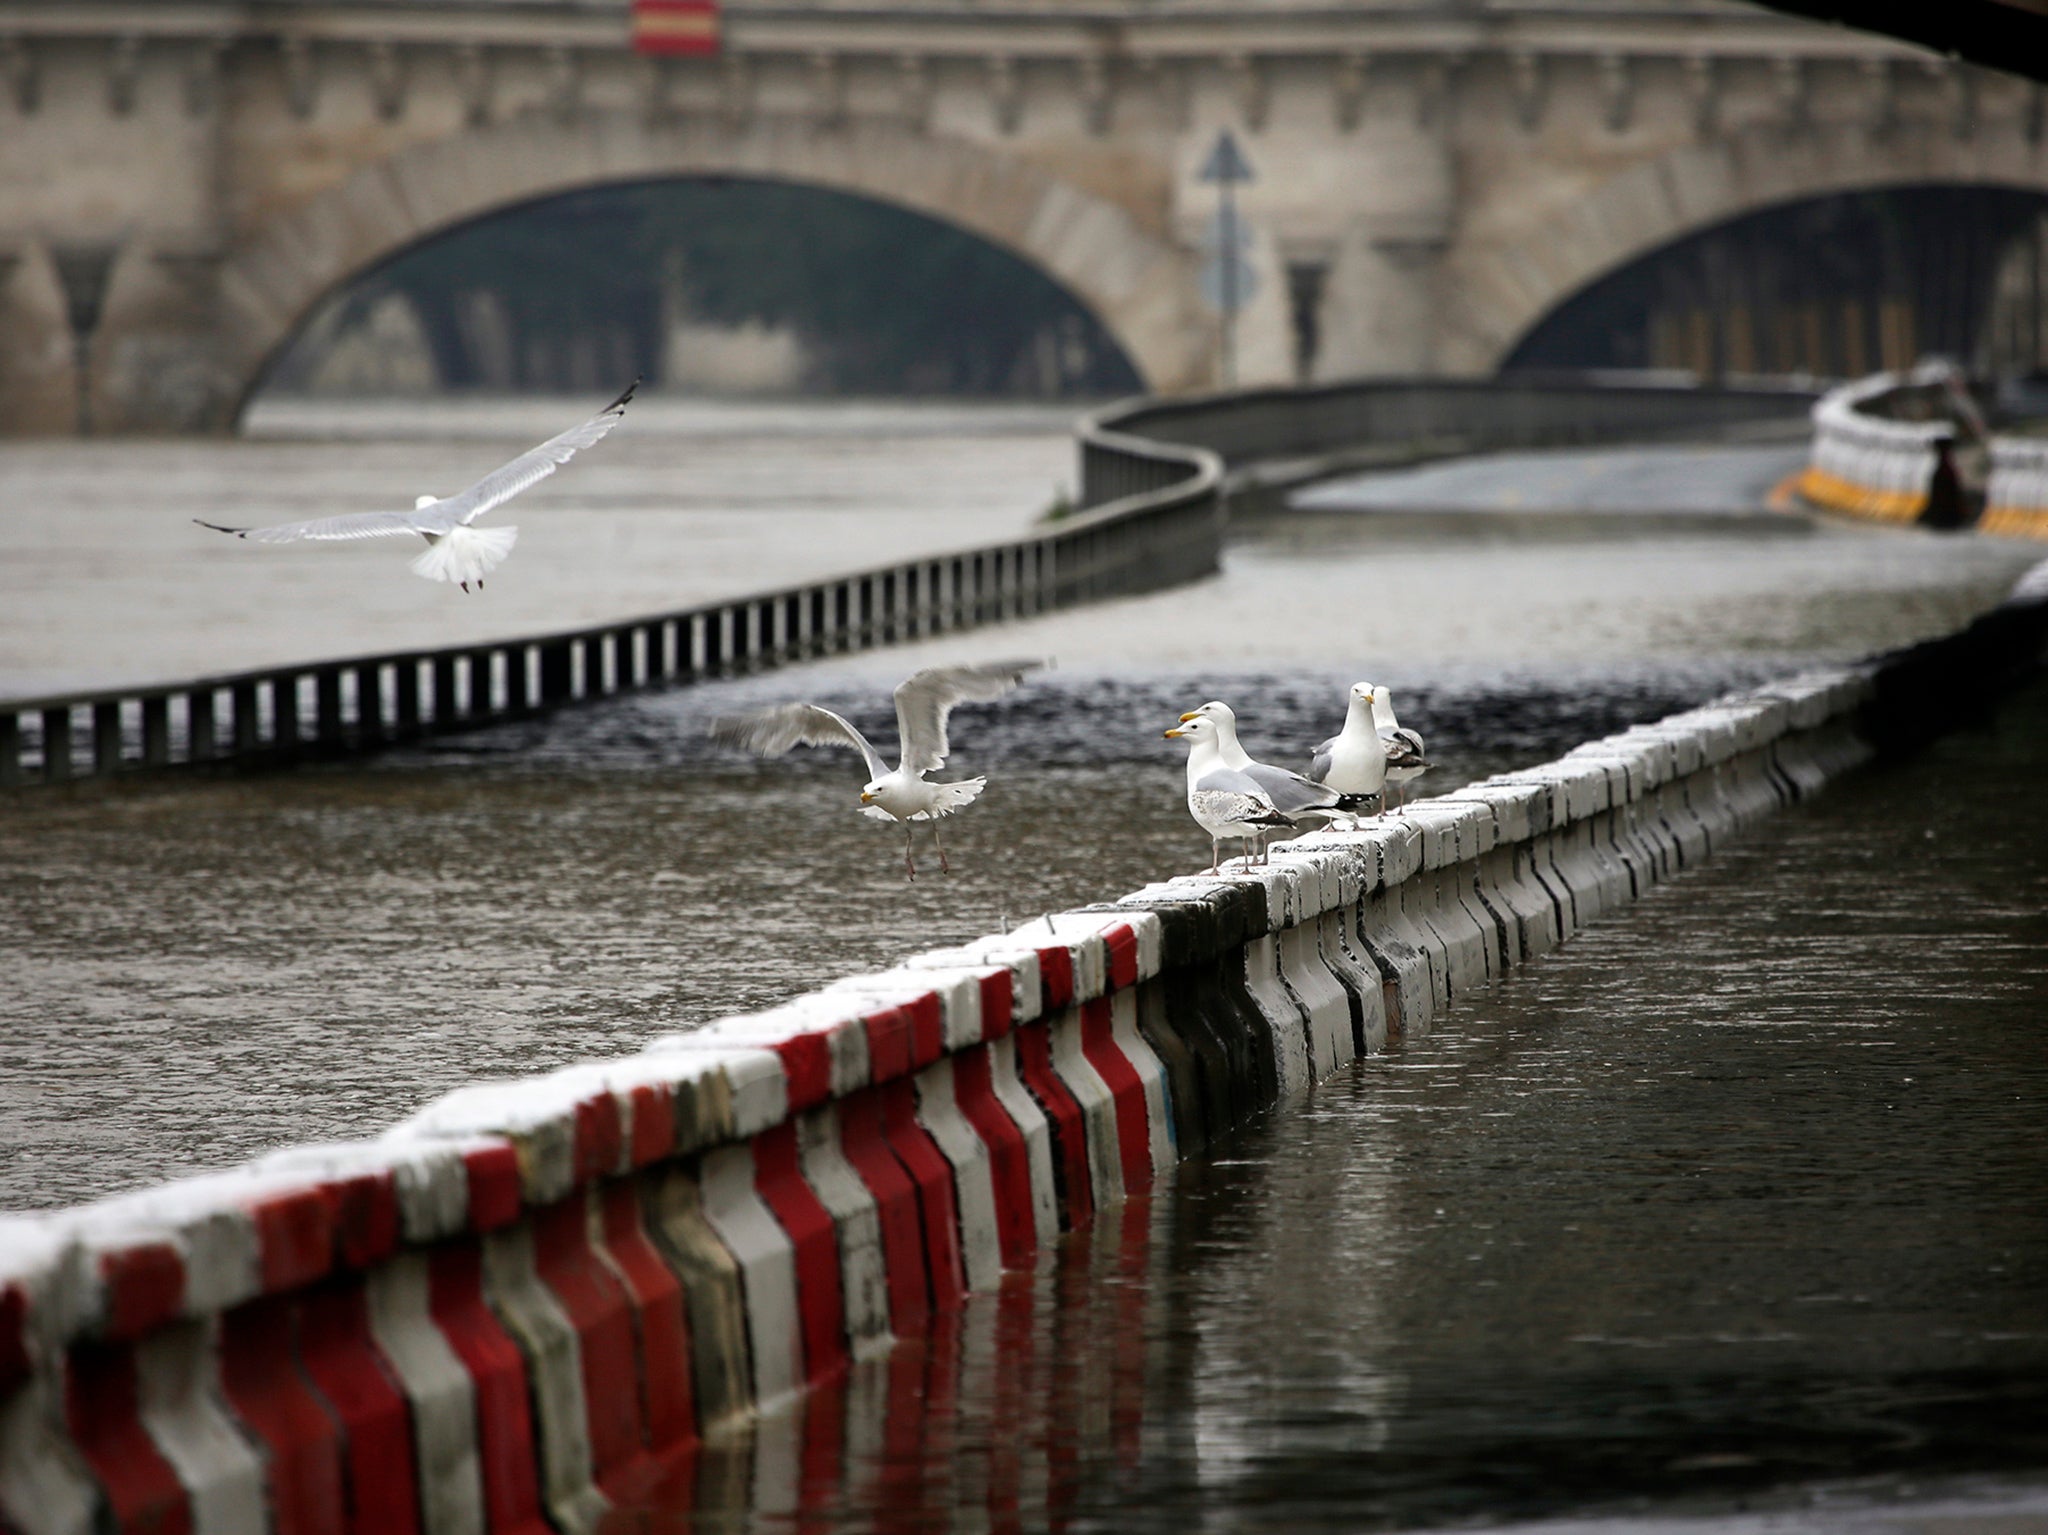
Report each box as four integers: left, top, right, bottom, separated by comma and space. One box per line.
51, 242, 119, 436
1197, 128, 1256, 389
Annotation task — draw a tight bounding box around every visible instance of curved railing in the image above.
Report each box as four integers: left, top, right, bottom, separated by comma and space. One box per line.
0, 438, 1224, 788
1083, 371, 1815, 484
4, 373, 1818, 788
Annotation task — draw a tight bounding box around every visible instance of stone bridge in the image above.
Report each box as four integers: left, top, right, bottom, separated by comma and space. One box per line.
2, 0, 2044, 432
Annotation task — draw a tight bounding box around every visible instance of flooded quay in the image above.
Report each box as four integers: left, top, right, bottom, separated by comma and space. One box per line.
2, 410, 2045, 1530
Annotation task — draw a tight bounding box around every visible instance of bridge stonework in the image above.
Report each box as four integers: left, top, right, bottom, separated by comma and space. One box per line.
1, 0, 2044, 433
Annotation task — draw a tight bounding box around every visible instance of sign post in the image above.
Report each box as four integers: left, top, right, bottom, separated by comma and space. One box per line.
1196, 129, 1256, 389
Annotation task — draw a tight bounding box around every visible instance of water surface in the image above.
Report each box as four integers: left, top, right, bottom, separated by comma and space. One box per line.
608, 680, 2048, 1532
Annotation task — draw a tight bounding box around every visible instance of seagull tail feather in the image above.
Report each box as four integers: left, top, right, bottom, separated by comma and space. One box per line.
411, 524, 518, 587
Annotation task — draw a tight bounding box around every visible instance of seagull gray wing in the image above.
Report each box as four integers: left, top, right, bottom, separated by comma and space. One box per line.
1307, 735, 1339, 784
434, 379, 637, 527
1381, 726, 1430, 769
892, 659, 1044, 776
193, 510, 432, 544
1245, 761, 1345, 818
1191, 766, 1293, 827
709, 702, 888, 781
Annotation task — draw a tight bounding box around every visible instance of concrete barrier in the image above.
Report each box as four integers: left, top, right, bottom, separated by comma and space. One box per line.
1799, 363, 2048, 541
6, 563, 2046, 1533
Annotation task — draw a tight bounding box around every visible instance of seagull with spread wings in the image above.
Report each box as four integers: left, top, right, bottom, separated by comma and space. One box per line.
195, 380, 637, 592
710, 660, 1045, 878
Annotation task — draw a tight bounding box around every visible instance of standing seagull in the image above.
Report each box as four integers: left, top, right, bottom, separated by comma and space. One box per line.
1176, 700, 1370, 853
1307, 681, 1389, 813
1163, 711, 1295, 873
1373, 687, 1431, 812
195, 380, 638, 592
709, 660, 1043, 878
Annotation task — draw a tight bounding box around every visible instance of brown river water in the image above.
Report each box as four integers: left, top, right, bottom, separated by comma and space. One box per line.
1, 410, 2044, 1530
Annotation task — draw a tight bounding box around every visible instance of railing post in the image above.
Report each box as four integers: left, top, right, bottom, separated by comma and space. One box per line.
273, 676, 300, 751
707, 610, 728, 674
316, 668, 344, 745
352, 666, 381, 743
142, 697, 169, 765
188, 690, 217, 763
456, 651, 484, 717
40, 706, 71, 782
233, 681, 261, 754
506, 646, 533, 714
432, 654, 459, 725
0, 711, 19, 787
93, 701, 121, 775
395, 658, 421, 735
540, 640, 574, 707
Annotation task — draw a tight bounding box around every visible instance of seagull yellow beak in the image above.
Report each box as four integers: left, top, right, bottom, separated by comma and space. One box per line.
1164, 727, 1186, 739
860, 791, 874, 803
1178, 710, 1199, 723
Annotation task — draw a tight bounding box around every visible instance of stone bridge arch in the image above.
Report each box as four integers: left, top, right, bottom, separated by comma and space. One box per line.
1442, 122, 2048, 374
220, 114, 1208, 419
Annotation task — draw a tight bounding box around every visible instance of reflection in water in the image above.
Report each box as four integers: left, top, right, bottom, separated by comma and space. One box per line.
596, 683, 2048, 1532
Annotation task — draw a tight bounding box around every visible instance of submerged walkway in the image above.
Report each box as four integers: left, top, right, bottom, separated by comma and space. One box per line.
1293, 440, 1809, 522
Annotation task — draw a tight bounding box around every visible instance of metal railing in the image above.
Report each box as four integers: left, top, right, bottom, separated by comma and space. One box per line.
4, 371, 1818, 787
0, 432, 1223, 785
1079, 372, 1815, 483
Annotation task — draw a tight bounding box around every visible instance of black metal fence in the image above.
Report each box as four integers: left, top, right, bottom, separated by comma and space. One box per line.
1078, 372, 1815, 488
0, 430, 1221, 786
3, 373, 1814, 787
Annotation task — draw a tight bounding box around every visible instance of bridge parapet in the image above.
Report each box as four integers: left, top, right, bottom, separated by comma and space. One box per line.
0, 0, 2023, 433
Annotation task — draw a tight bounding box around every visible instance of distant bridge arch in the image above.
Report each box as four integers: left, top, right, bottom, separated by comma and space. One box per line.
1455, 122, 2048, 375
226, 116, 1203, 416
8, 1, 2048, 432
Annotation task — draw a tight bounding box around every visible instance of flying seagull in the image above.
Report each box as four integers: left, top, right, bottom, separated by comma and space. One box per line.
709, 660, 1045, 878
195, 379, 638, 592
1176, 699, 1372, 851
1164, 710, 1294, 873
1307, 681, 1389, 813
